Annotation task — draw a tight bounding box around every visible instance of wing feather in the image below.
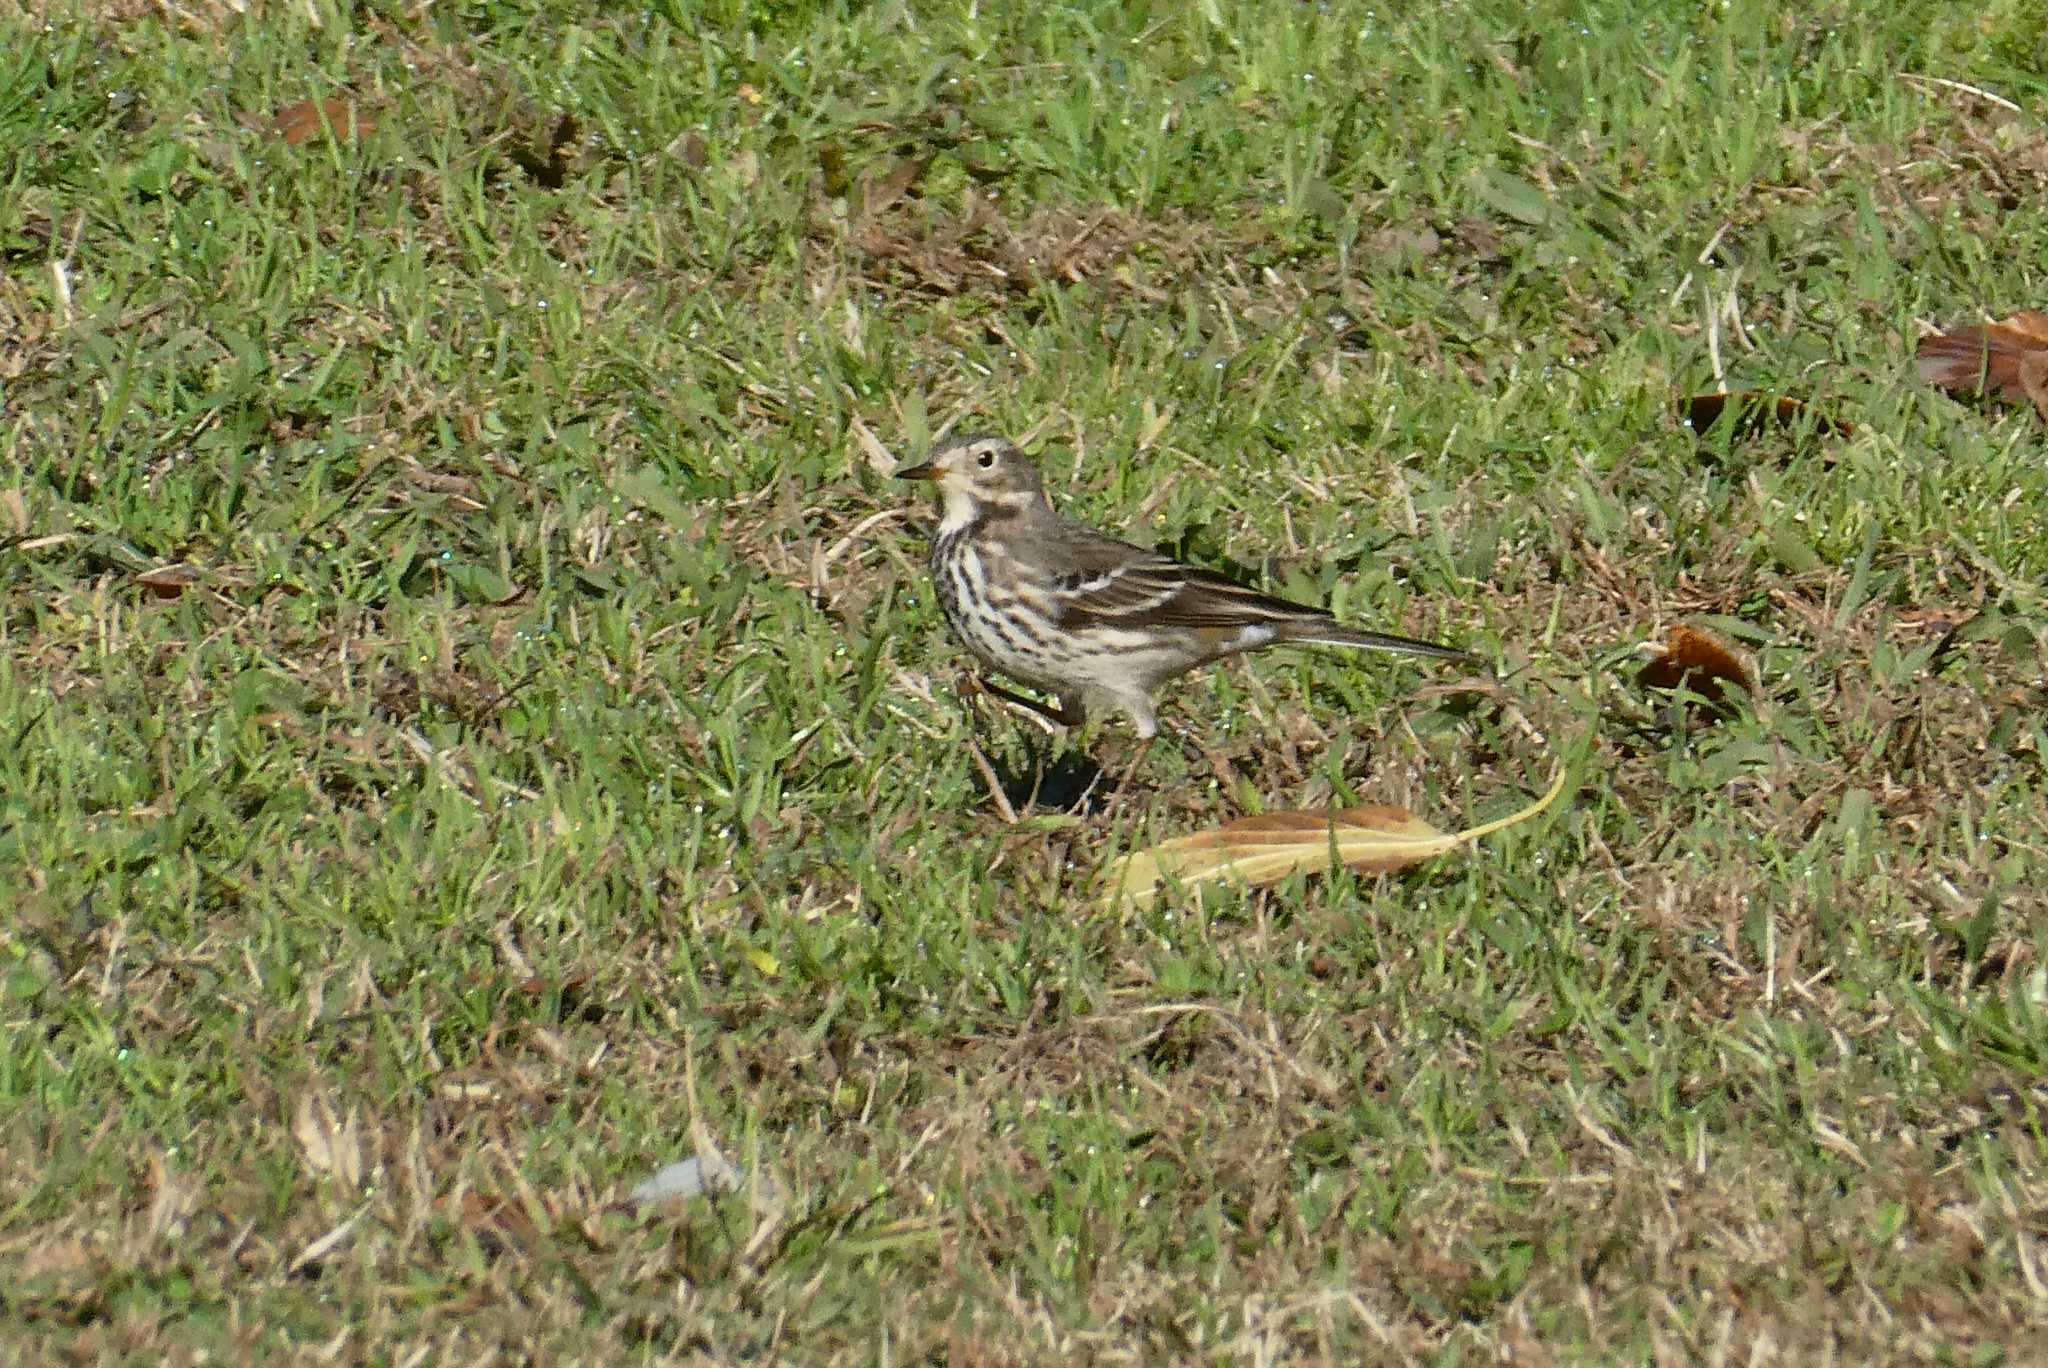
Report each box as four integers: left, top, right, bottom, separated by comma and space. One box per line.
1042, 528, 1328, 632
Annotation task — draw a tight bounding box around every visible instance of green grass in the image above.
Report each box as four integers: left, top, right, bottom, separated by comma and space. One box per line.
5, 0, 2048, 1359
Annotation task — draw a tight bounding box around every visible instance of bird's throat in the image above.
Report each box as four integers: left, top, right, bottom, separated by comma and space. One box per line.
936, 486, 983, 535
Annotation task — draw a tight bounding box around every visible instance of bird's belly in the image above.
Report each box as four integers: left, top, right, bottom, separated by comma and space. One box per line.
955, 604, 1184, 698
944, 587, 1075, 688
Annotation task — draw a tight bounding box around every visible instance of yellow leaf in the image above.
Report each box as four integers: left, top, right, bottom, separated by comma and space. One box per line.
744, 945, 781, 978
1101, 765, 1569, 910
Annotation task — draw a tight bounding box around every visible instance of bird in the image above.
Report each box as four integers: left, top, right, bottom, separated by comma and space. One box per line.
896, 433, 1478, 740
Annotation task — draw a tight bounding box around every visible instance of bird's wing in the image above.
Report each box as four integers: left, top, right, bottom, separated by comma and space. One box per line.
1041, 526, 1323, 632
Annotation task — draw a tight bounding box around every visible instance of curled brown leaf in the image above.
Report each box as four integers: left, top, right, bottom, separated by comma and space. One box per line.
1638, 625, 1753, 710
135, 564, 199, 600
1916, 311, 2048, 420
1680, 391, 1853, 440
859, 157, 928, 222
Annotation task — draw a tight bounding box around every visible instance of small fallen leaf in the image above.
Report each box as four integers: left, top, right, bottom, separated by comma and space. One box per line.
666, 130, 709, 169
509, 112, 577, 188
1916, 312, 2048, 420
1680, 391, 1853, 440
735, 83, 763, 106
858, 157, 928, 221
1363, 225, 1441, 260
273, 98, 375, 147
516, 971, 593, 998
135, 564, 199, 600
1638, 624, 1754, 709
1102, 766, 1568, 910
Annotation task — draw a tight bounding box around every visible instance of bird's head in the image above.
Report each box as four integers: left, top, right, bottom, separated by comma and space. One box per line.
896, 434, 1046, 527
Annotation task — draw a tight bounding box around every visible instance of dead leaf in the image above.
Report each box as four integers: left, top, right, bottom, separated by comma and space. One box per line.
666, 130, 709, 169
510, 112, 578, 188
1364, 225, 1441, 260
135, 564, 199, 599
0, 488, 26, 534
273, 98, 375, 146
1102, 766, 1568, 909
1638, 624, 1754, 710
516, 970, 593, 998
858, 157, 928, 221
1680, 391, 1853, 439
1916, 312, 2048, 420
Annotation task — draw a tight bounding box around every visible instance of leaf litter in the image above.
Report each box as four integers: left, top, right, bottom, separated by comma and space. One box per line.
1637, 623, 1755, 714
1916, 311, 2048, 420
1101, 765, 1569, 909
271, 98, 376, 147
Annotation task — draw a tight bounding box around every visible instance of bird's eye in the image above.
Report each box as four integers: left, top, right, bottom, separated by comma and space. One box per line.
976, 450, 996, 468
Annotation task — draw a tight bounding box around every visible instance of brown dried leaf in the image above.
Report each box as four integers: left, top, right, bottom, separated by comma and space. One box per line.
1917, 311, 2048, 420
666, 130, 709, 169
1680, 391, 1853, 439
516, 971, 593, 998
1638, 625, 1754, 709
2020, 352, 2048, 422
858, 157, 928, 221
1103, 767, 1568, 909
135, 564, 199, 599
510, 112, 578, 188
1364, 225, 1441, 260
273, 98, 376, 146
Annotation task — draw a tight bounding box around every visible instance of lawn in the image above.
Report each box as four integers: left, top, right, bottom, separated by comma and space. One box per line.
4, 0, 2048, 1360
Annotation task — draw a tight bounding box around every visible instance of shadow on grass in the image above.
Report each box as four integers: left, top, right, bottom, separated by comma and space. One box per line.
989, 742, 1116, 815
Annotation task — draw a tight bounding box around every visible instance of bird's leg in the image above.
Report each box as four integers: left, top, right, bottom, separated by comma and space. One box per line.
1111, 734, 1156, 798
957, 673, 1083, 729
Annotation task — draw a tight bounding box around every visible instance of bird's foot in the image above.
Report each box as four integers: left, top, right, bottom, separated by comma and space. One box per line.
956, 673, 1080, 730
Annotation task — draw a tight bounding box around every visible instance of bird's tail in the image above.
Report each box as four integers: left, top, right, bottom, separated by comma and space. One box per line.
1289, 621, 1481, 666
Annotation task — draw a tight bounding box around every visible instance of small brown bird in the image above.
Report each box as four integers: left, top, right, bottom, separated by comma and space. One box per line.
897, 434, 1477, 739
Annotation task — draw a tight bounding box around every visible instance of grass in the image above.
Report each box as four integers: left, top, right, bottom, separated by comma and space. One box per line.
4, 0, 2048, 1359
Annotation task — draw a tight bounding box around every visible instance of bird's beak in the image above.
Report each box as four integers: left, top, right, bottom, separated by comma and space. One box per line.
895, 462, 941, 482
